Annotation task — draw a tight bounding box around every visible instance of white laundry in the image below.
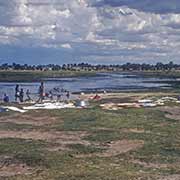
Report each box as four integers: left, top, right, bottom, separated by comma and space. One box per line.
23, 102, 75, 110
138, 99, 153, 103
2, 106, 27, 113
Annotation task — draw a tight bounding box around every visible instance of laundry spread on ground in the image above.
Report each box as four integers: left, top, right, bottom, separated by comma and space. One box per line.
1, 106, 27, 113
1, 95, 180, 113
23, 102, 75, 110
100, 103, 141, 110
0, 99, 90, 113
100, 96, 180, 110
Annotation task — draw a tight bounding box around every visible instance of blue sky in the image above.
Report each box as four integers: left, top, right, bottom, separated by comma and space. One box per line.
0, 0, 180, 64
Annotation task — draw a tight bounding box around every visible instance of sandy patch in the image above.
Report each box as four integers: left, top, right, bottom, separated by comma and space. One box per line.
0, 130, 90, 151
0, 164, 32, 177
92, 127, 117, 131
132, 159, 168, 169
157, 175, 180, 180
157, 106, 180, 121
99, 96, 139, 104
98, 140, 144, 157
0, 114, 58, 126
77, 140, 144, 158
154, 122, 168, 127
0, 156, 33, 177
122, 128, 145, 134
100, 102, 141, 110
0, 130, 88, 142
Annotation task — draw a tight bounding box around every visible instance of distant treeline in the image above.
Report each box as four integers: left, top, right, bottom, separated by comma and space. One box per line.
0, 61, 179, 71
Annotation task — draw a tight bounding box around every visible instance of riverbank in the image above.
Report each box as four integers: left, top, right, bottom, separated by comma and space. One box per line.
0, 70, 98, 82
1, 69, 180, 82
0, 91, 180, 179
132, 71, 180, 89
130, 70, 180, 79
1, 70, 180, 103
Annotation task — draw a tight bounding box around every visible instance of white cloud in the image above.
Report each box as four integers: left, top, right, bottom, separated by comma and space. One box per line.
0, 0, 180, 63
61, 43, 72, 49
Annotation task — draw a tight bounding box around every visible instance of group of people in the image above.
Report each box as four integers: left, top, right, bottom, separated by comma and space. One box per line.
15, 84, 32, 103
2, 82, 71, 103
52, 87, 70, 101
15, 82, 45, 103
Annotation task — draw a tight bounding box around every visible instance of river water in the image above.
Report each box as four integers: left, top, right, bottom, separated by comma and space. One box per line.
0, 72, 172, 101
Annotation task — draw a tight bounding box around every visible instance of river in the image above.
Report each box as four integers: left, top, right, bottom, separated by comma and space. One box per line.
0, 72, 173, 101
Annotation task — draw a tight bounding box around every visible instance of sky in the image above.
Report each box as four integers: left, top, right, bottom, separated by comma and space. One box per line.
0, 0, 180, 65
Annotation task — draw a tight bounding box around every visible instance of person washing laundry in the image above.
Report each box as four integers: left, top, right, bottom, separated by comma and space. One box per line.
66, 91, 70, 99
15, 84, 20, 102
19, 88, 24, 102
37, 82, 44, 103
3, 93, 9, 103
26, 89, 32, 101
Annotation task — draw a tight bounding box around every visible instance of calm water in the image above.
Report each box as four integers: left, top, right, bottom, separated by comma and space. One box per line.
0, 72, 172, 101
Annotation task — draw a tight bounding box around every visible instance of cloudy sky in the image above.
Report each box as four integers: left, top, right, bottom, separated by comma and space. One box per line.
0, 0, 180, 64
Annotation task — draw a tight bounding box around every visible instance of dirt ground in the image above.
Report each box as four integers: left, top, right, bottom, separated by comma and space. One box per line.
97, 140, 144, 157
122, 128, 145, 133
0, 156, 33, 177
0, 129, 144, 156
0, 130, 90, 150
0, 163, 32, 177
131, 159, 168, 169
157, 106, 180, 121
0, 113, 58, 126
76, 140, 144, 158
158, 175, 180, 180
0, 128, 91, 176
0, 127, 145, 176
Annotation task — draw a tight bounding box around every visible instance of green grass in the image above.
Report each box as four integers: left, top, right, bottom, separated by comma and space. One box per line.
51, 108, 170, 131
0, 138, 48, 167
0, 122, 40, 131
67, 144, 105, 154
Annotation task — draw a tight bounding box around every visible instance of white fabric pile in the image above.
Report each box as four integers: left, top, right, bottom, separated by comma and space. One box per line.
2, 106, 27, 113
23, 102, 75, 110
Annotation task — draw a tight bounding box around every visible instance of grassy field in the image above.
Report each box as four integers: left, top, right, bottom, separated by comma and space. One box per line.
0, 93, 180, 179
0, 70, 97, 82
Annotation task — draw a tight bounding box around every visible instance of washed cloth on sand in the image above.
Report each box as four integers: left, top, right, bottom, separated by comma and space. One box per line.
75, 100, 89, 108
138, 99, 153, 103
23, 102, 75, 110
2, 106, 27, 113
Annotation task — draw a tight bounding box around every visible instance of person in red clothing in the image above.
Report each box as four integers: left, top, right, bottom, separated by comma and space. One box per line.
93, 94, 101, 100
